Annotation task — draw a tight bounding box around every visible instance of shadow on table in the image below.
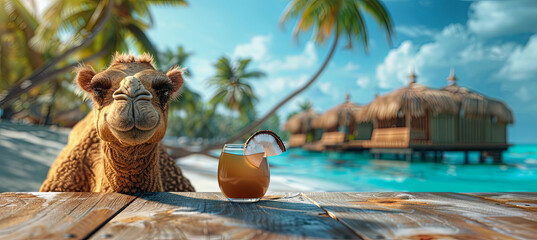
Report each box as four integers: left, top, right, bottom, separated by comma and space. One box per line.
129, 192, 401, 239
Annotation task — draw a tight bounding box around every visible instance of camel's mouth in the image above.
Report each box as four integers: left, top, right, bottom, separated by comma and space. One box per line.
104, 112, 160, 145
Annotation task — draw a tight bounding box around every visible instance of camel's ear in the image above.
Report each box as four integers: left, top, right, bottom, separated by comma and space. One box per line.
75, 65, 97, 92
166, 67, 184, 93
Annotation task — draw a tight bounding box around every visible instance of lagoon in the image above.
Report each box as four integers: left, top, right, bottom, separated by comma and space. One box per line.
2, 121, 536, 192
268, 145, 537, 192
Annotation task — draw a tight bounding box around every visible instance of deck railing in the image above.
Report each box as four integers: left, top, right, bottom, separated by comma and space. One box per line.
362, 127, 411, 148
287, 134, 306, 147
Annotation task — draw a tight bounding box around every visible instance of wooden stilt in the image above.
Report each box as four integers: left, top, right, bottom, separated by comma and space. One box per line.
433, 151, 438, 162
464, 151, 469, 164
491, 151, 503, 164
406, 153, 412, 162
373, 153, 381, 159
420, 152, 425, 161
479, 151, 485, 164
395, 154, 400, 160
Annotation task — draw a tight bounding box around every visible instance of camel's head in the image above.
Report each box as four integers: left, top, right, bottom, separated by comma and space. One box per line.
76, 53, 183, 145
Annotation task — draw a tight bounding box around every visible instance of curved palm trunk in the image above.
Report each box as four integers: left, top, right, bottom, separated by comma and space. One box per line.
200, 34, 340, 153
0, 0, 113, 108
43, 79, 60, 125
39, 45, 111, 82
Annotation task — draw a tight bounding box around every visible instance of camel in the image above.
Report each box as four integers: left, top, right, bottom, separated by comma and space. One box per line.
40, 53, 195, 193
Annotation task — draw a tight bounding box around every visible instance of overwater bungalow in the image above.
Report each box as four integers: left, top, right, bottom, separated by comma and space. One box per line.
284, 108, 319, 148
440, 69, 513, 162
303, 94, 361, 151
356, 70, 513, 162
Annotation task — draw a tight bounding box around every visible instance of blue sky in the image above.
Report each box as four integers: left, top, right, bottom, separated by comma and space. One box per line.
145, 0, 537, 143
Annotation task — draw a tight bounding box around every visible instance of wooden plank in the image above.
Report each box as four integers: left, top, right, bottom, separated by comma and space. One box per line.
0, 192, 137, 240
303, 192, 537, 240
90, 192, 358, 239
466, 192, 537, 211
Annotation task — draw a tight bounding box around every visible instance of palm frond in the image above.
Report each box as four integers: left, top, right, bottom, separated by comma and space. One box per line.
280, 0, 393, 50
126, 23, 159, 65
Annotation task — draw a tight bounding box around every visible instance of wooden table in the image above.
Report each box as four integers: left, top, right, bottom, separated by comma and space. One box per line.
1, 192, 536, 239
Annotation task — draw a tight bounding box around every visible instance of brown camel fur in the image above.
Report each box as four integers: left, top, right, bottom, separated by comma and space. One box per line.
40, 53, 195, 193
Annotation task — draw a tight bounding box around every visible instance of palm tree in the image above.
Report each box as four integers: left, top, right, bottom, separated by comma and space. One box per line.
159, 46, 200, 114
205, 0, 393, 148
0, 0, 188, 108
208, 56, 265, 122
0, 0, 54, 119
35, 0, 187, 65
0, 0, 114, 109
0, 0, 94, 123
160, 46, 193, 77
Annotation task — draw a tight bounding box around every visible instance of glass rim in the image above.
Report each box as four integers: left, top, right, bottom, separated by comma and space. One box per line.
224, 144, 245, 148
223, 144, 245, 153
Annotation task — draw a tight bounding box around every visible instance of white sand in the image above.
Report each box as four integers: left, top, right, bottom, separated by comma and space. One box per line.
0, 122, 335, 192
177, 154, 343, 192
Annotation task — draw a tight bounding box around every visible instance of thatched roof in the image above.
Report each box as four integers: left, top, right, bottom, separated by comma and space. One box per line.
357, 82, 459, 122
441, 70, 514, 124
311, 95, 362, 129
441, 85, 513, 124
486, 98, 514, 124
442, 84, 487, 117
284, 108, 319, 134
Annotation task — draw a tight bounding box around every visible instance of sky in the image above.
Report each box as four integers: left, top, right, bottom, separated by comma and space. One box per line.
145, 0, 537, 144
33, 0, 537, 143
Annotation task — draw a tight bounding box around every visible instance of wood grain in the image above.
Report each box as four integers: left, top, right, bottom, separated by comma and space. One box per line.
303, 192, 537, 240
466, 192, 537, 211
0, 192, 137, 240
89, 192, 358, 240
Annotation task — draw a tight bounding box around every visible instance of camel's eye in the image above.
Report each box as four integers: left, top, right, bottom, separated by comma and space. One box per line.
153, 80, 173, 103
90, 78, 111, 104
94, 88, 104, 98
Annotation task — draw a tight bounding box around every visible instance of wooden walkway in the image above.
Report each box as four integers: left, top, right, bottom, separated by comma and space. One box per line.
1, 192, 536, 239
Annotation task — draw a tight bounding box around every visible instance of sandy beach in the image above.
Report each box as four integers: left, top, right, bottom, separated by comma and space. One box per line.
0, 121, 317, 193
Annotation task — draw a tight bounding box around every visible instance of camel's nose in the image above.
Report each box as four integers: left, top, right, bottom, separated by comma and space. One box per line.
113, 76, 152, 101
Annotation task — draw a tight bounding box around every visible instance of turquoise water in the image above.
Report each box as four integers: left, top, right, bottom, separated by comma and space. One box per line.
268, 145, 537, 192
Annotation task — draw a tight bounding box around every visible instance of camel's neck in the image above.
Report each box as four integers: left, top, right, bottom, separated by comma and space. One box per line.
100, 142, 162, 193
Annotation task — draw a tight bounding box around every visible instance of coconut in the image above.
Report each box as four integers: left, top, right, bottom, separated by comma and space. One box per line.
244, 130, 286, 157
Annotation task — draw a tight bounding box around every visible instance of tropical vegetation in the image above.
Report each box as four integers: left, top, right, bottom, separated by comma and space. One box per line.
198, 0, 393, 152
0, 0, 393, 155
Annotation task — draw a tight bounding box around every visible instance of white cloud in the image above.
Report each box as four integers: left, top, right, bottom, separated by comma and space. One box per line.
255, 74, 308, 97
289, 74, 309, 88
356, 76, 370, 88
343, 62, 360, 71
376, 40, 419, 88
396, 25, 436, 38
317, 82, 339, 100
268, 77, 287, 93
515, 87, 531, 102
498, 34, 537, 81
318, 82, 332, 95
468, 1, 537, 37
260, 42, 318, 72
376, 24, 516, 89
232, 35, 271, 61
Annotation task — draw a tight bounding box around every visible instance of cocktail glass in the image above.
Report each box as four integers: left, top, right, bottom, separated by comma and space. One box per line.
217, 144, 269, 203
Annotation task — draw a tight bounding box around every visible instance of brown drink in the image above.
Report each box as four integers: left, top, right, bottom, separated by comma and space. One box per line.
218, 144, 269, 202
